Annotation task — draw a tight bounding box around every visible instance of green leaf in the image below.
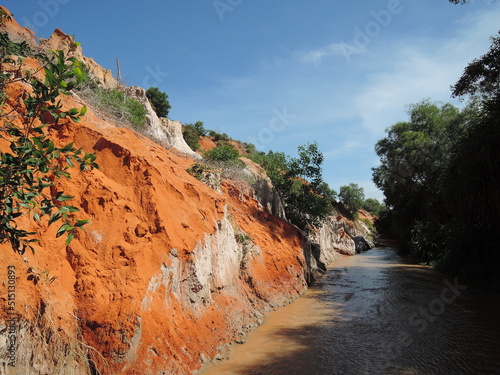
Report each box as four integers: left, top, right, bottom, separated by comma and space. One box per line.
56, 194, 73, 202
44, 67, 56, 86
48, 212, 62, 225
65, 231, 74, 246
56, 223, 73, 238
74, 219, 88, 228
47, 141, 55, 154
67, 108, 79, 116
59, 205, 79, 213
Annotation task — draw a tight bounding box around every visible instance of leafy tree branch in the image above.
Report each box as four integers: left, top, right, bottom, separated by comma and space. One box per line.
1, 37, 98, 255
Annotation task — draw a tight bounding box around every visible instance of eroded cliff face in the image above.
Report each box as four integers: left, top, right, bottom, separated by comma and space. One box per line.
0, 74, 309, 374
121, 86, 201, 160
0, 9, 373, 374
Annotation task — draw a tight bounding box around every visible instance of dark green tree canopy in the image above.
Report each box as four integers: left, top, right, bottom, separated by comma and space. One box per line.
452, 32, 500, 101
362, 198, 385, 217
264, 142, 332, 228
372, 100, 464, 211
146, 87, 171, 118
339, 183, 365, 215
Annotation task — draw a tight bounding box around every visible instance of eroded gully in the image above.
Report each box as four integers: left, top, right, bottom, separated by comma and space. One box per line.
201, 247, 500, 375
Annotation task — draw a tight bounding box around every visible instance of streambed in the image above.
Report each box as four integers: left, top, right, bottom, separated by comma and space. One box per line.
202, 247, 500, 375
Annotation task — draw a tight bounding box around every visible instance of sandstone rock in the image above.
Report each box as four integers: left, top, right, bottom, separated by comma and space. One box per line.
0, 68, 309, 375
121, 86, 201, 159
39, 28, 118, 89
251, 178, 287, 220
0, 6, 38, 49
0, 9, 376, 374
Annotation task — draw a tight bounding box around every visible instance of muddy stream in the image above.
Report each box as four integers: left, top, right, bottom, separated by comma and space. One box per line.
202, 247, 500, 375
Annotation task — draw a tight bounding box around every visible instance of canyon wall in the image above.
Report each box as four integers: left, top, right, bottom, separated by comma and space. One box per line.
0, 8, 373, 374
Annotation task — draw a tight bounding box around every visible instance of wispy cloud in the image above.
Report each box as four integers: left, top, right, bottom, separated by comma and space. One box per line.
354, 7, 500, 135
325, 140, 361, 160
298, 43, 364, 65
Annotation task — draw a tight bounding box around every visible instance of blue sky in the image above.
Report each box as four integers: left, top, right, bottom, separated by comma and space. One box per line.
4, 1, 500, 200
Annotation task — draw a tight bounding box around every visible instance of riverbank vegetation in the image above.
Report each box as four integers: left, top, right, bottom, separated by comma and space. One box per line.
373, 32, 500, 291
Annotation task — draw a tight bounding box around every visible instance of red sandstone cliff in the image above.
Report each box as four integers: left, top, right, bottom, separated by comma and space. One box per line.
0, 9, 309, 374
0, 7, 372, 374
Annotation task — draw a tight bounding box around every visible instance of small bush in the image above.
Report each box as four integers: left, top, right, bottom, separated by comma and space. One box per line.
235, 232, 253, 252
208, 130, 230, 142
182, 124, 201, 151
186, 162, 221, 190
77, 85, 147, 129
204, 144, 239, 162
146, 87, 170, 118
98, 89, 147, 128
409, 220, 448, 265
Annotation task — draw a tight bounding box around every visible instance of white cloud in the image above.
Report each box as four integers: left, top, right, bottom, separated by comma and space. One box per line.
354, 8, 500, 135
325, 140, 362, 160
298, 43, 364, 65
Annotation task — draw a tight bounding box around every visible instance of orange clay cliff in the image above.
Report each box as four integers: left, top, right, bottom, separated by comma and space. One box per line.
0, 7, 373, 374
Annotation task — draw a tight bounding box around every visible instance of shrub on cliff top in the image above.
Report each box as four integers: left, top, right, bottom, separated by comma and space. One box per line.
95, 88, 147, 129
146, 86, 170, 118
204, 144, 240, 162
74, 61, 147, 129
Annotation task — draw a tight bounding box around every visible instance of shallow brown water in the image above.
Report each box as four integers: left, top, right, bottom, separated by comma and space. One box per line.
202, 247, 500, 375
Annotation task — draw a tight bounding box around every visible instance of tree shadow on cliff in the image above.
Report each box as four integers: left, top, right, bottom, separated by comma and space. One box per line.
246, 203, 306, 242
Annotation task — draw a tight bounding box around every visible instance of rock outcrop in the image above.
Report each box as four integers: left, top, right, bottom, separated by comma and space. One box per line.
121, 86, 201, 159
39, 28, 118, 90
306, 214, 375, 277
251, 178, 287, 220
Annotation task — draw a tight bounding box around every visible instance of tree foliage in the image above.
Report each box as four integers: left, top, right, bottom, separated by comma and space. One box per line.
182, 125, 200, 151
263, 142, 332, 228
338, 183, 365, 217
182, 121, 206, 151
203, 143, 239, 162
373, 32, 500, 289
372, 100, 467, 236
362, 198, 385, 217
146, 87, 170, 118
0, 42, 98, 255
452, 32, 500, 101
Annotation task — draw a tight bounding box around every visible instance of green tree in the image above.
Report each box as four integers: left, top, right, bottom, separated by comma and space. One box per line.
182, 124, 201, 151
441, 32, 500, 287
182, 121, 207, 151
193, 121, 207, 137
362, 198, 385, 216
264, 142, 331, 228
1, 47, 98, 254
146, 87, 170, 118
452, 32, 500, 101
372, 100, 466, 237
339, 183, 365, 216
317, 181, 337, 201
